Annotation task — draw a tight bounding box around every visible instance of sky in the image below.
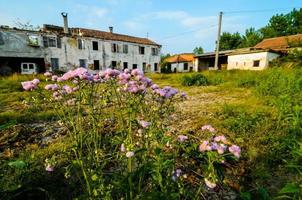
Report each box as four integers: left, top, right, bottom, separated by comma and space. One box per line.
0, 0, 301, 54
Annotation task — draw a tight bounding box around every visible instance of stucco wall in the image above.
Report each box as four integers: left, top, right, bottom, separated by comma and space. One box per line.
44, 36, 161, 72
171, 62, 193, 72
227, 52, 279, 70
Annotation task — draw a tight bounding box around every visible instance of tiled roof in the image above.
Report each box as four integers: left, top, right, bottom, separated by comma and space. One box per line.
43, 24, 161, 47
165, 53, 195, 63
254, 34, 302, 50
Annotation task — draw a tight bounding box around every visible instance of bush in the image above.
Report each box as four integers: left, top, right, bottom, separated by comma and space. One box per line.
181, 73, 209, 86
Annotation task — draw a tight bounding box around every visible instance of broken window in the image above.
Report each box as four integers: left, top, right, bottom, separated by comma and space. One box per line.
139, 46, 145, 55
111, 43, 118, 53
43, 36, 59, 48
253, 60, 260, 67
123, 45, 128, 54
51, 58, 59, 70
79, 59, 87, 68
132, 64, 137, 69
92, 41, 98, 51
0, 32, 4, 45
28, 35, 39, 46
48, 37, 57, 47
78, 39, 85, 49
151, 48, 158, 56
43, 36, 49, 47
93, 60, 100, 70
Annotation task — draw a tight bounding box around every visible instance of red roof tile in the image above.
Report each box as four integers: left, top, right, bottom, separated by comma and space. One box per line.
254, 34, 302, 50
165, 53, 195, 63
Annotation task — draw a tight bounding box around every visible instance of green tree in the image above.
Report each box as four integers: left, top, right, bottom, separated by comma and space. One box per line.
240, 28, 263, 48
193, 46, 204, 55
219, 32, 242, 50
260, 14, 290, 38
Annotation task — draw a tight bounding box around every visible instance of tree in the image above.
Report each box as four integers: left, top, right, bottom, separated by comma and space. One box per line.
159, 53, 172, 73
240, 28, 263, 48
219, 32, 242, 50
260, 14, 290, 38
193, 46, 204, 55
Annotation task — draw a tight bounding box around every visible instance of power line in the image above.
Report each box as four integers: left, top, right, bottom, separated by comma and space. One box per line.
158, 24, 217, 41
224, 6, 301, 14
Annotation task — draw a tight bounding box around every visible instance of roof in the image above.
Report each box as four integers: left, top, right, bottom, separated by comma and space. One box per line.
194, 50, 234, 58
164, 53, 195, 63
227, 47, 279, 56
254, 34, 302, 51
43, 24, 161, 47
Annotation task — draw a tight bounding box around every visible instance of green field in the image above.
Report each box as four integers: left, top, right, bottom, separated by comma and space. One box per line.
1, 68, 302, 199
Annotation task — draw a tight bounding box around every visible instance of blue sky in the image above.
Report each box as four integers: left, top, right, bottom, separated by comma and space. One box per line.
0, 0, 301, 54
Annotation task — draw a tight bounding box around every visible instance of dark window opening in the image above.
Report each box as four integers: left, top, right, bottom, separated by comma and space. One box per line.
92, 41, 98, 51
132, 64, 137, 69
139, 46, 145, 54
154, 63, 158, 71
142, 62, 147, 72
43, 36, 48, 47
79, 59, 87, 68
253, 60, 260, 67
51, 58, 59, 70
123, 62, 128, 69
94, 60, 100, 70
111, 61, 117, 69
78, 39, 85, 49
151, 48, 158, 56
28, 64, 34, 69
184, 63, 188, 70
48, 37, 56, 47
56, 37, 61, 48
111, 43, 118, 53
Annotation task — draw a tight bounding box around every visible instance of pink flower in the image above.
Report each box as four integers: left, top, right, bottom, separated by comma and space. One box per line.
44, 84, 59, 91
52, 75, 58, 81
199, 141, 212, 152
21, 79, 40, 91
120, 144, 126, 152
229, 145, 241, 158
32, 79, 40, 85
131, 69, 144, 76
216, 144, 226, 154
45, 164, 54, 172
138, 120, 151, 128
177, 135, 188, 142
214, 135, 227, 143
44, 71, 52, 77
201, 125, 215, 133
204, 178, 216, 189
126, 151, 134, 158
62, 85, 73, 94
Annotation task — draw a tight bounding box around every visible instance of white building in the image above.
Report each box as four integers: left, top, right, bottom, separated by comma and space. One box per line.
0, 13, 161, 74
227, 48, 279, 70
164, 53, 195, 72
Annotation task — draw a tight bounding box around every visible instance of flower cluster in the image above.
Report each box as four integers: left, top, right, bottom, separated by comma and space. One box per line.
21, 79, 40, 91
201, 124, 216, 132
153, 86, 178, 99
199, 135, 241, 158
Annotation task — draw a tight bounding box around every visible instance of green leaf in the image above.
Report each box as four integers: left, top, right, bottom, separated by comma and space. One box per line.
279, 183, 300, 194
240, 192, 251, 200
8, 160, 26, 169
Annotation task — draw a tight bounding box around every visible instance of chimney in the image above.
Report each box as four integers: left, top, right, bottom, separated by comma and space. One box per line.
109, 26, 113, 33
61, 12, 69, 34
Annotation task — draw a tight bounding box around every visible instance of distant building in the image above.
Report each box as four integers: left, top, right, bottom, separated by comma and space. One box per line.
0, 13, 161, 74
194, 50, 233, 71
164, 53, 195, 72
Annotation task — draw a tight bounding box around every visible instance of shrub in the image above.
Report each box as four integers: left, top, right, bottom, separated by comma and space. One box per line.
181, 73, 209, 86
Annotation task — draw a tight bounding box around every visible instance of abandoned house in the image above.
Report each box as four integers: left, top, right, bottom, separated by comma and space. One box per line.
164, 53, 195, 72
0, 13, 161, 74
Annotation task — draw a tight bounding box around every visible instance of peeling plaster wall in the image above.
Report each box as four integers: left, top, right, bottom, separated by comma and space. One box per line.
44, 36, 161, 72
171, 62, 193, 72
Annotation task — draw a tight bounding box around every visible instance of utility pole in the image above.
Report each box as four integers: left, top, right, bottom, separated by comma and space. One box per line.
214, 11, 223, 70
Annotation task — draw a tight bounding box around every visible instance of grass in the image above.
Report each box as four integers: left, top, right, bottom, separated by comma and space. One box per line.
1, 68, 302, 199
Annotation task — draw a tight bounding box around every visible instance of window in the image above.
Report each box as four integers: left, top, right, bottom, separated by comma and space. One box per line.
78, 39, 85, 49
43, 36, 57, 47
151, 48, 158, 56
92, 41, 98, 51
51, 58, 59, 70
154, 63, 158, 71
111, 61, 117, 69
111, 43, 118, 53
123, 45, 128, 54
142, 62, 147, 72
184, 63, 188, 70
139, 46, 145, 55
28, 64, 34, 69
79, 59, 87, 68
93, 60, 100, 70
56, 37, 61, 48
123, 62, 128, 69
132, 64, 137, 69
253, 60, 260, 67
